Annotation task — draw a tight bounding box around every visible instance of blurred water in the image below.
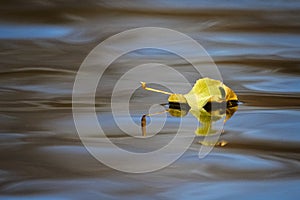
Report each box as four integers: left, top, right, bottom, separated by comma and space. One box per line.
0, 0, 300, 199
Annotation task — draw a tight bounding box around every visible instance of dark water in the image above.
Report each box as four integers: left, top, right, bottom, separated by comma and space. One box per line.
1, 0, 300, 199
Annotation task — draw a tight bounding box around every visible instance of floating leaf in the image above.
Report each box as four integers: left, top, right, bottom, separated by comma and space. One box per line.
140, 77, 238, 139
183, 77, 238, 111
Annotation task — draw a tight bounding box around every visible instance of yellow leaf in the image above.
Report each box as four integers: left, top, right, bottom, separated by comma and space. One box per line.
183, 78, 238, 136
140, 77, 239, 138
184, 77, 238, 111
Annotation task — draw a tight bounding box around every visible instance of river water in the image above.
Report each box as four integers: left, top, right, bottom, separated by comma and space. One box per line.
1, 0, 300, 199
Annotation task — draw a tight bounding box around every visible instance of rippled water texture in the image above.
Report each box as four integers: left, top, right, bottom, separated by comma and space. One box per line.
1, 0, 300, 199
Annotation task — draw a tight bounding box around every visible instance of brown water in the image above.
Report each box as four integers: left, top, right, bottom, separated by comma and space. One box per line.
1, 0, 300, 199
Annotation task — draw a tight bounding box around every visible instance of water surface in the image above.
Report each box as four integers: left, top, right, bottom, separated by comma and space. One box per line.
0, 0, 300, 199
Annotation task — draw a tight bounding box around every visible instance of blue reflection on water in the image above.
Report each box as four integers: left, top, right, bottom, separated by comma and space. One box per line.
0, 24, 71, 39
161, 179, 300, 200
